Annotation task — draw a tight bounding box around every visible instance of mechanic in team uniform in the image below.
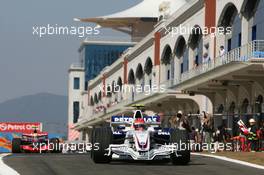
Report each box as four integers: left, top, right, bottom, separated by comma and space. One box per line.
248, 118, 258, 152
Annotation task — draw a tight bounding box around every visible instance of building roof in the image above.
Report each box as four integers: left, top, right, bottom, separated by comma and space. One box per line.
78, 40, 136, 52
75, 0, 187, 28
81, 40, 136, 46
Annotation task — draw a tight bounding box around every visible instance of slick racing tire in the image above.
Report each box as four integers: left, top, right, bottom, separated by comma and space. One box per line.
170, 129, 190, 165
50, 138, 62, 153
12, 138, 22, 153
91, 127, 113, 163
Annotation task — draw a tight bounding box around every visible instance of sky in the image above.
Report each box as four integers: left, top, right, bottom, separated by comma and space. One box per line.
0, 0, 141, 103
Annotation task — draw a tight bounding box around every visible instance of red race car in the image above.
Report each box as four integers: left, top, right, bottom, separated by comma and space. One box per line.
12, 128, 62, 153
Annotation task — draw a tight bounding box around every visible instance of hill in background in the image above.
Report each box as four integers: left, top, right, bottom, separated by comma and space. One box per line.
0, 93, 67, 137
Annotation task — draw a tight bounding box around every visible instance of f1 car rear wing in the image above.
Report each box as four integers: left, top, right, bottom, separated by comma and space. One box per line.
111, 115, 161, 126
22, 132, 48, 137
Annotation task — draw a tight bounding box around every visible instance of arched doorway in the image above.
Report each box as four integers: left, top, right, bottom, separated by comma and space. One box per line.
217, 104, 224, 113
175, 36, 187, 74
136, 63, 144, 87
218, 3, 240, 52
229, 102, 238, 136
241, 98, 250, 125
117, 77, 122, 90
90, 96, 94, 106
106, 85, 112, 107
255, 95, 263, 113
241, 0, 260, 20
215, 104, 225, 129
106, 85, 112, 98
94, 93, 98, 105
247, 0, 263, 41
128, 69, 135, 101
255, 95, 263, 127
144, 57, 153, 87
188, 25, 203, 67
128, 69, 135, 85
242, 98, 249, 113
161, 45, 173, 81
98, 91, 102, 103
117, 77, 123, 101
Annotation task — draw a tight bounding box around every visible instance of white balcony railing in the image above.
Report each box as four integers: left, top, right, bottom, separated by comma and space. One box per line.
180, 40, 264, 83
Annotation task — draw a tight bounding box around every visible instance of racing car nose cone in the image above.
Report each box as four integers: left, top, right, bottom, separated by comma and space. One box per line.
139, 142, 146, 145
134, 131, 149, 151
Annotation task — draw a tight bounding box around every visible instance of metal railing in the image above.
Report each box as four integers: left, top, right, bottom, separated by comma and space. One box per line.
249, 40, 264, 58
180, 40, 264, 83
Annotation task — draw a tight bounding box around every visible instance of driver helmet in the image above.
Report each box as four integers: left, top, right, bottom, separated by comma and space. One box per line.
133, 118, 146, 131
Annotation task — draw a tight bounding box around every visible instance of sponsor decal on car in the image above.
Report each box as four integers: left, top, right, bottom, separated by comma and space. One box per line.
111, 116, 160, 123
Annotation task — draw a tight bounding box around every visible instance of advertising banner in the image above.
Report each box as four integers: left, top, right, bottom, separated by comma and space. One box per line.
0, 122, 42, 133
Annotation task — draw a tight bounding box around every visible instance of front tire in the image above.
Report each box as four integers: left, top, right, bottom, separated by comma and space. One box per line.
170, 129, 190, 165
12, 138, 21, 153
91, 127, 112, 163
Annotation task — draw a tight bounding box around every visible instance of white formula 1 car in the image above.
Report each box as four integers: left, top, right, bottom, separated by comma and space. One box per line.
91, 105, 190, 164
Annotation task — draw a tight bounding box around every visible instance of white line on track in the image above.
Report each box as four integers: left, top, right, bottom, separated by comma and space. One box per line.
191, 152, 264, 170
0, 154, 20, 175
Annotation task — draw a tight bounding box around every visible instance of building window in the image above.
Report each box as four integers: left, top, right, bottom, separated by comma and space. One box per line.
195, 55, 199, 66
85, 81, 88, 91
252, 25, 257, 41
181, 63, 183, 74
73, 101, 80, 123
73, 77, 80, 90
227, 39, 232, 52
167, 69, 170, 80
238, 33, 241, 47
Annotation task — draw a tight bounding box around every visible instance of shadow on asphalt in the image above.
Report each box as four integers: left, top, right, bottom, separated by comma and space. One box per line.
109, 159, 206, 166
7, 153, 206, 167
109, 162, 206, 166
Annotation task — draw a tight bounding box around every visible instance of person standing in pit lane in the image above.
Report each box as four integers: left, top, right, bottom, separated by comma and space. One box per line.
248, 118, 258, 152
202, 111, 214, 152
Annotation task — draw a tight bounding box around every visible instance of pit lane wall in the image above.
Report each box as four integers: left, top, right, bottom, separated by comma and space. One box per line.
0, 122, 42, 153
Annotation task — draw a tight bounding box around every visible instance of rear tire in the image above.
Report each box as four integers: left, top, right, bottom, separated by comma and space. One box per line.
170, 129, 190, 165
12, 138, 21, 153
91, 127, 112, 163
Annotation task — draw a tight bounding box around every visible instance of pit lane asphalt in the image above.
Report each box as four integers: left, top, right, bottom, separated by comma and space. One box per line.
3, 153, 264, 175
